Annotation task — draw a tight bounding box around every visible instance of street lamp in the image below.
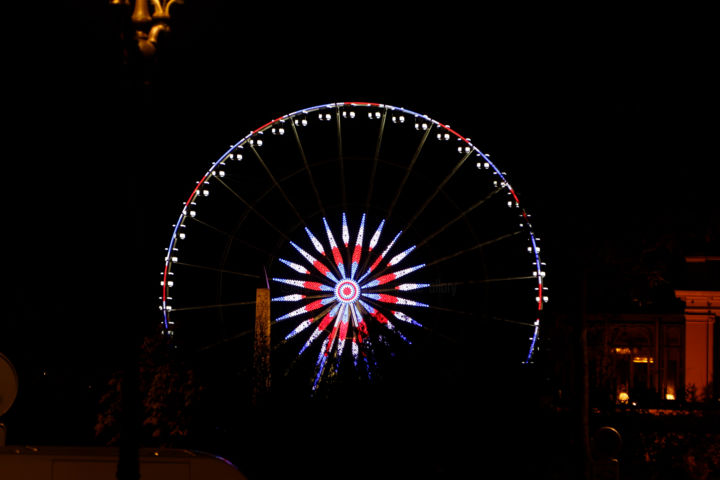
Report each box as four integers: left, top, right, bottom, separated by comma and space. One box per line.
110, 0, 183, 58
108, 3, 183, 479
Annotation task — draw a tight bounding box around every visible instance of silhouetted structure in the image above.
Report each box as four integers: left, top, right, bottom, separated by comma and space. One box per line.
587, 256, 719, 406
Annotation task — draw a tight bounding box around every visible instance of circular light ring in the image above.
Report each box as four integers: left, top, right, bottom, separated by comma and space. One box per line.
335, 279, 360, 303
160, 102, 547, 365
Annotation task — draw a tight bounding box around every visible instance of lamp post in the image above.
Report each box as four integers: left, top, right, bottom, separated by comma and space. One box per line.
108, 2, 182, 480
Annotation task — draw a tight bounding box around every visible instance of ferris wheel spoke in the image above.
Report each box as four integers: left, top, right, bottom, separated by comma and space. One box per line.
186, 215, 232, 237
425, 230, 523, 268
416, 186, 505, 249
428, 276, 538, 291
301, 225, 345, 282
361, 264, 425, 289
297, 305, 339, 356
287, 239, 340, 282
387, 122, 434, 221
279, 304, 336, 342
362, 293, 428, 308
188, 216, 272, 257
213, 176, 289, 241
249, 144, 305, 227
480, 314, 540, 328
241, 164, 307, 212
272, 278, 334, 293
359, 299, 422, 332
356, 218, 387, 279
349, 213, 367, 279
365, 106, 388, 211
426, 303, 475, 317
364, 305, 412, 345
322, 217, 347, 278
358, 238, 419, 288
173, 261, 261, 279
334, 106, 347, 209
402, 147, 473, 233
290, 119, 325, 217
170, 300, 257, 312
196, 329, 253, 353
281, 318, 315, 343
357, 230, 402, 284
366, 283, 431, 294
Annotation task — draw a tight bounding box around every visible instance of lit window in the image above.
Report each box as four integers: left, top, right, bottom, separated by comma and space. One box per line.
632, 356, 654, 364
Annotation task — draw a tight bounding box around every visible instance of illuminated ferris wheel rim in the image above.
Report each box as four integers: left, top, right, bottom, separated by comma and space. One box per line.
160, 101, 545, 362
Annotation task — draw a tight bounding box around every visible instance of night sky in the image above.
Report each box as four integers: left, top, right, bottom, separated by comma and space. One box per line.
3, 2, 718, 478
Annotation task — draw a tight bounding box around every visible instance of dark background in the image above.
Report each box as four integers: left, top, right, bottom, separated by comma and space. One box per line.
3, 2, 717, 478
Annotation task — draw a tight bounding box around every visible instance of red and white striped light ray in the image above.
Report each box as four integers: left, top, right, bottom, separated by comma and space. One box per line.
272, 213, 429, 390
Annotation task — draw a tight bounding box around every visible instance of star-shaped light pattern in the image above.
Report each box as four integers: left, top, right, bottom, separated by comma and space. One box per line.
272, 213, 429, 390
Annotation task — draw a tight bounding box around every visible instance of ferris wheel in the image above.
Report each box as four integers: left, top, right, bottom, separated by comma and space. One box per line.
160, 102, 547, 394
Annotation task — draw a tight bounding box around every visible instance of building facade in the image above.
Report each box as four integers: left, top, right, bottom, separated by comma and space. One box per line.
587, 256, 719, 405
587, 312, 685, 405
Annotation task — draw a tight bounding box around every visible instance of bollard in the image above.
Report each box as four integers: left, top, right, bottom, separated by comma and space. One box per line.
591, 426, 622, 480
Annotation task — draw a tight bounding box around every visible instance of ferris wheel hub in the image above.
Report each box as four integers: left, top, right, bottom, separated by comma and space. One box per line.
334, 279, 360, 304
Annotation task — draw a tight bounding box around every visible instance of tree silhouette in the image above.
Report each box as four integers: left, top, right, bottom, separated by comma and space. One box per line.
95, 327, 202, 447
